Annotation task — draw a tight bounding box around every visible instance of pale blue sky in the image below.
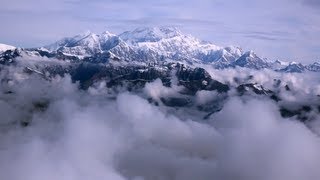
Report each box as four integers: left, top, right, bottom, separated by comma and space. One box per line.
0, 0, 319, 62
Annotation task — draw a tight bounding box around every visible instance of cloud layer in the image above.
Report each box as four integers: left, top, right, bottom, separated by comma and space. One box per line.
1, 60, 320, 179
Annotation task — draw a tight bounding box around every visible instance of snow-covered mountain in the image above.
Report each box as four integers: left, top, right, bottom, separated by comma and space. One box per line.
42, 27, 245, 65
279, 62, 306, 73
306, 62, 320, 72
0, 43, 15, 53
0, 27, 319, 72
233, 50, 270, 69
1, 27, 320, 126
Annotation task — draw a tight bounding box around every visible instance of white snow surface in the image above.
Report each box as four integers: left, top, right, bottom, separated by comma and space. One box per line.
0, 43, 15, 52
44, 27, 244, 65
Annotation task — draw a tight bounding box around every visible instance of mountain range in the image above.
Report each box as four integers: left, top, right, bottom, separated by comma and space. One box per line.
1, 27, 319, 72
1, 27, 320, 126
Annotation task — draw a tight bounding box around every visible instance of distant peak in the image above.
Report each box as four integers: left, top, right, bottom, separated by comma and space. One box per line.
225, 45, 242, 51
289, 61, 299, 65
224, 46, 243, 56
75, 30, 94, 38
247, 50, 255, 54
243, 50, 258, 58
275, 60, 289, 65
102, 30, 116, 36
158, 26, 182, 34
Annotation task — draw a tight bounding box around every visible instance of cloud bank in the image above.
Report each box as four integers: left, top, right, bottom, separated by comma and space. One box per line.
1, 62, 320, 180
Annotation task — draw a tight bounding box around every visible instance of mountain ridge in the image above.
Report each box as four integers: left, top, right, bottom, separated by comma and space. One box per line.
0, 43, 16, 53
1, 27, 319, 72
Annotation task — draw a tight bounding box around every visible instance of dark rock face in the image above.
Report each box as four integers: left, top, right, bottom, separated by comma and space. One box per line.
175, 64, 229, 94
236, 83, 273, 96
36, 49, 56, 58
270, 94, 281, 102
280, 106, 313, 122
21, 100, 50, 127
42, 62, 230, 95
0, 49, 20, 65
160, 97, 192, 107
17, 61, 318, 124
68, 63, 171, 90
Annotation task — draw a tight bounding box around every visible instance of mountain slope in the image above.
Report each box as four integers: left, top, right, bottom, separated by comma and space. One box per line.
42, 27, 245, 65
233, 51, 270, 69
0, 27, 319, 72
280, 62, 305, 73
0, 43, 15, 53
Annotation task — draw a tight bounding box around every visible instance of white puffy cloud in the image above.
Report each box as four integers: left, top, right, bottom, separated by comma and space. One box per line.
1, 64, 320, 180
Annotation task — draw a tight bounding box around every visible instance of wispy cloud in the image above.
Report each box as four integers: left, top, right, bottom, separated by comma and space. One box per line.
302, 0, 320, 7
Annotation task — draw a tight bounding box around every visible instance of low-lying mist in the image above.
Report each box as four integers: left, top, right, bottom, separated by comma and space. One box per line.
1, 64, 320, 180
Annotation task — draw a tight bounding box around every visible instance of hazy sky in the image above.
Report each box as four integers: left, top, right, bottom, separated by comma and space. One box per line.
0, 0, 319, 62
